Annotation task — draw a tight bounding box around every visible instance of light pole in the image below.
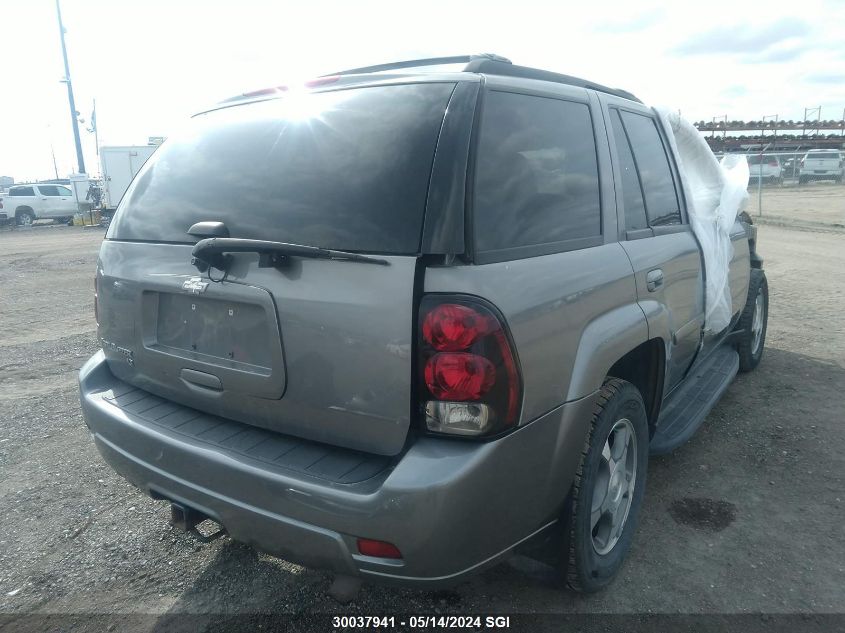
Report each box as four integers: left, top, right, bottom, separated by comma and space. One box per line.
56, 0, 85, 175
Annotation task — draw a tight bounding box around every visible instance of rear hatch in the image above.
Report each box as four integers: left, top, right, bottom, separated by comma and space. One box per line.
99, 81, 459, 456
803, 151, 842, 172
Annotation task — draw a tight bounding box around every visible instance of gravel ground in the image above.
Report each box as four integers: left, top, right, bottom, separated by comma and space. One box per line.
744, 179, 845, 227
0, 222, 843, 628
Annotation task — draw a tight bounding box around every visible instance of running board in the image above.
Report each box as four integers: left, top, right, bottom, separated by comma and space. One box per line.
649, 345, 739, 456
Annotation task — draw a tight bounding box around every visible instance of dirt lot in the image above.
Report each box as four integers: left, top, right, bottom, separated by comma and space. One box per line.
0, 219, 843, 627
745, 180, 845, 227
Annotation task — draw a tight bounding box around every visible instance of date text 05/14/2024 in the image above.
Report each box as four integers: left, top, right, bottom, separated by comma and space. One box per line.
331, 615, 512, 629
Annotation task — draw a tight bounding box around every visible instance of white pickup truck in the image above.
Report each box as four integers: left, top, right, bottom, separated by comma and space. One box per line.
799, 150, 843, 184
0, 183, 79, 226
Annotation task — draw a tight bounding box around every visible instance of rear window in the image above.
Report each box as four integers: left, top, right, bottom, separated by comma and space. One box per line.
473, 91, 601, 257
108, 82, 456, 253
806, 151, 840, 159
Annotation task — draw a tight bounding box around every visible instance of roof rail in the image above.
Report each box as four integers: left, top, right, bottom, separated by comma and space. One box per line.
324, 53, 640, 104
463, 58, 641, 103
323, 53, 511, 77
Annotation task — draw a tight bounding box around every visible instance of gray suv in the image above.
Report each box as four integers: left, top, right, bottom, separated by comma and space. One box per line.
79, 54, 768, 592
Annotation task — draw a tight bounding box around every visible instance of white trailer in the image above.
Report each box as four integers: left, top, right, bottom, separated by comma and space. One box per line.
100, 145, 159, 212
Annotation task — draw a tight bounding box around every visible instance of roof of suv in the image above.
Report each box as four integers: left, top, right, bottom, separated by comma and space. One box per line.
219, 54, 641, 107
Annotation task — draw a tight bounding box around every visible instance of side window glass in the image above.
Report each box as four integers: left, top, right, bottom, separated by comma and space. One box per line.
474, 91, 601, 254
57, 186, 73, 196
609, 109, 648, 231
39, 185, 60, 196
620, 111, 681, 227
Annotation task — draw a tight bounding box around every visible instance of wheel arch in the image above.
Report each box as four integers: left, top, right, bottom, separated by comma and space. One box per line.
606, 339, 666, 435
565, 303, 657, 400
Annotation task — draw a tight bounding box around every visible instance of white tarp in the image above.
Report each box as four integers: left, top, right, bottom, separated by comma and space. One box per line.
655, 109, 749, 333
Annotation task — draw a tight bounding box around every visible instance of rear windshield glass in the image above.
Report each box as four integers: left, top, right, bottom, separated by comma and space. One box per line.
108, 82, 456, 253
806, 151, 840, 158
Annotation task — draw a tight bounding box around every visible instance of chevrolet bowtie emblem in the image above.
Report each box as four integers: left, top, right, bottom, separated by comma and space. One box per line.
182, 277, 209, 295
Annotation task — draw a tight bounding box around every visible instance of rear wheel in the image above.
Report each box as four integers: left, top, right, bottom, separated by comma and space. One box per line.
737, 269, 768, 372
16, 209, 35, 227
562, 378, 649, 593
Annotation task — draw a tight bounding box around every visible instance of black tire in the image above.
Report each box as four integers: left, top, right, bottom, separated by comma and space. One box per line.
737, 269, 768, 372
15, 209, 35, 227
563, 378, 649, 593
799, 176, 807, 185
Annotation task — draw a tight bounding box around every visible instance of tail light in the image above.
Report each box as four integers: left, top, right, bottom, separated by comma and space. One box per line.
94, 276, 99, 326
418, 295, 522, 437
0, 199, 4, 209
768, 159, 778, 167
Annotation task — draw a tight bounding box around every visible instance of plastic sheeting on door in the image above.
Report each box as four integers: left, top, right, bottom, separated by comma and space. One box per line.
655, 109, 749, 333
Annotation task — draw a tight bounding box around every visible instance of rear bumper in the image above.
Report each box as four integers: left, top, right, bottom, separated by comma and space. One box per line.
79, 351, 594, 587
800, 169, 843, 176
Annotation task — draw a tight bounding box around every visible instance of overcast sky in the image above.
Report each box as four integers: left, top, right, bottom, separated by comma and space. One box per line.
1, 0, 844, 181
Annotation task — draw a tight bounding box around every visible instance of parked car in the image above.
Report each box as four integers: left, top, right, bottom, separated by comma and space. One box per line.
747, 154, 782, 184
1, 183, 78, 225
79, 54, 767, 593
799, 149, 844, 184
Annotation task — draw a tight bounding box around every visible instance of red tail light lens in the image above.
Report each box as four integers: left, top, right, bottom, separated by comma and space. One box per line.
422, 303, 488, 351
424, 353, 495, 400
357, 538, 402, 559
418, 296, 522, 437
768, 159, 778, 166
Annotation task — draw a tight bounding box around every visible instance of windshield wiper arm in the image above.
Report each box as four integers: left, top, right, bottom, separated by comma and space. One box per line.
191, 237, 390, 272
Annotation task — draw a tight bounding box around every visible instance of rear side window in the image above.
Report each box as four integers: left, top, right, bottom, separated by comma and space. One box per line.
609, 109, 648, 231
473, 91, 601, 256
11, 187, 35, 196
619, 111, 681, 227
108, 83, 456, 253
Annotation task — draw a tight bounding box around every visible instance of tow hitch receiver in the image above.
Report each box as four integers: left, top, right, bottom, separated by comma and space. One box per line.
169, 502, 226, 543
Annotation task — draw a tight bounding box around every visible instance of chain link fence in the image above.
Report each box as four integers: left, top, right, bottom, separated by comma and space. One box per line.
714, 149, 845, 227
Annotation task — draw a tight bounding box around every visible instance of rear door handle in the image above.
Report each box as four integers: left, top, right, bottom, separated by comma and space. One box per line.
646, 269, 664, 292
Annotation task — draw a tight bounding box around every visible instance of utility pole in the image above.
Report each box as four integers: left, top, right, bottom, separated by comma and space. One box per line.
56, 0, 85, 174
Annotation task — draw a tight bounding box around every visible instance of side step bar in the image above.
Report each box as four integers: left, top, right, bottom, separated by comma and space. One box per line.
649, 345, 739, 456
